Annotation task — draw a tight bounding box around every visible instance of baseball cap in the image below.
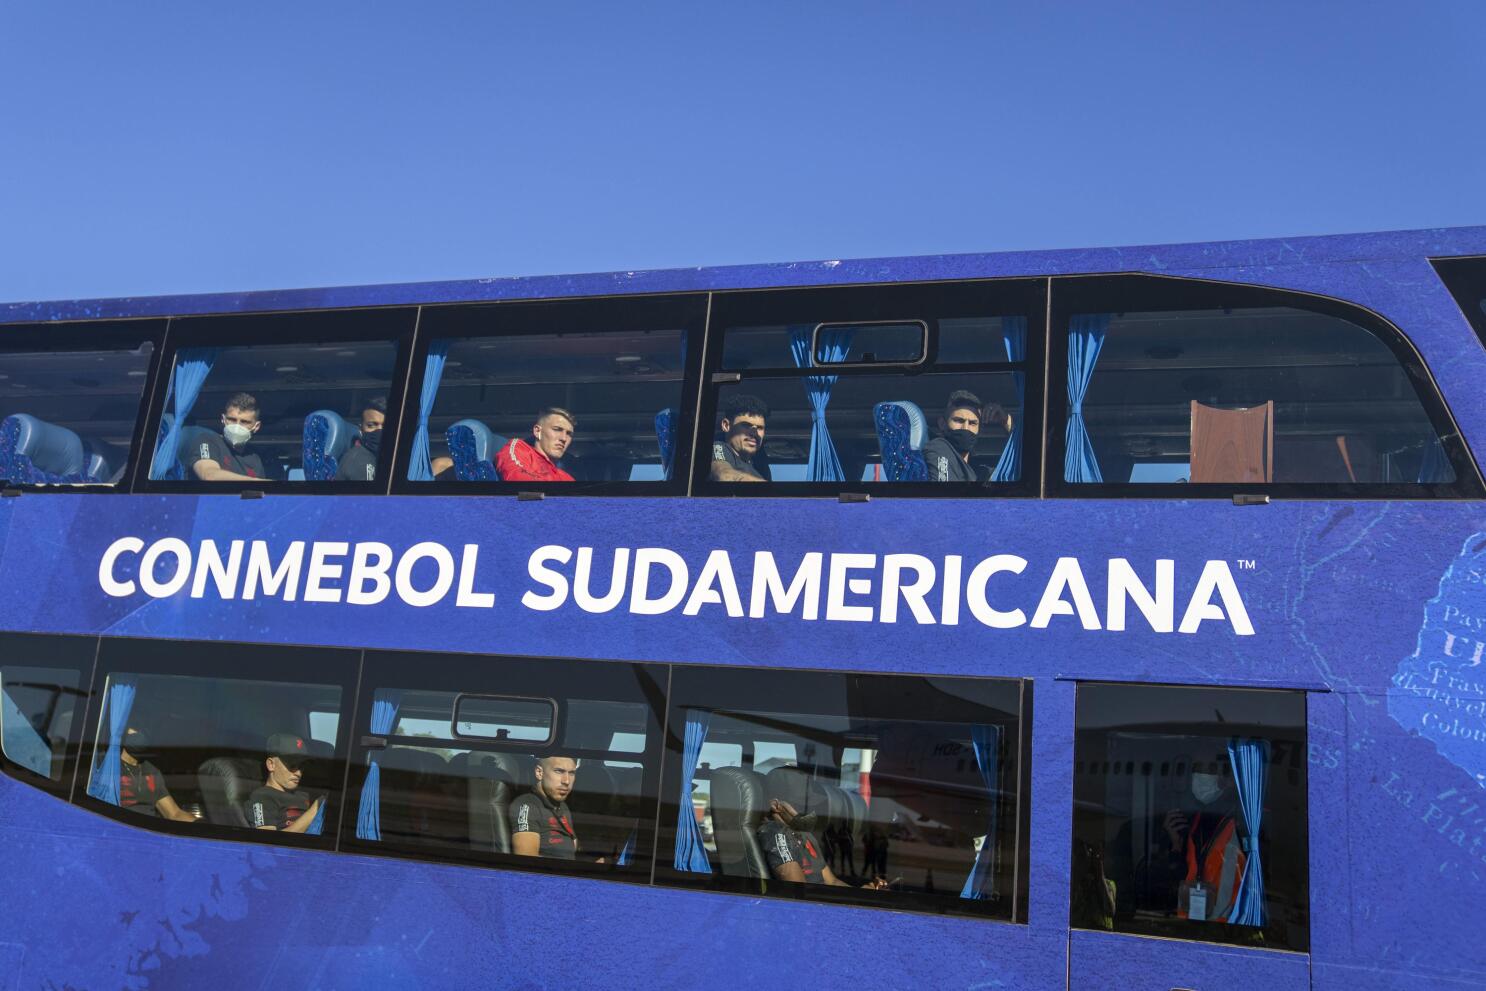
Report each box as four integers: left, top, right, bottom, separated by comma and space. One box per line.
267, 732, 310, 768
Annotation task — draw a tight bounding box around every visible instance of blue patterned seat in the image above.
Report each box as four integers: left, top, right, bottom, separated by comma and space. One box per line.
0, 414, 97, 484
447, 419, 505, 480
655, 408, 677, 480
302, 410, 360, 481
872, 401, 929, 482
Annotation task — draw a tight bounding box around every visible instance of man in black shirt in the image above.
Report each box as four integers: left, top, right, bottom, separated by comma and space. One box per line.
116, 727, 197, 822
186, 392, 268, 482
509, 755, 594, 860
334, 396, 386, 482
245, 732, 322, 833
921, 390, 1011, 483
757, 766, 887, 889
711, 394, 771, 482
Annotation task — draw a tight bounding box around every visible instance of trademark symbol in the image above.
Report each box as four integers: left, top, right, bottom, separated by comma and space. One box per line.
1237, 559, 1256, 570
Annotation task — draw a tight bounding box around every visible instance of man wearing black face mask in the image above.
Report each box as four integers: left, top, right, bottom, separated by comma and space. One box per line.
921, 391, 1011, 483
757, 766, 888, 889
116, 727, 197, 823
335, 397, 386, 482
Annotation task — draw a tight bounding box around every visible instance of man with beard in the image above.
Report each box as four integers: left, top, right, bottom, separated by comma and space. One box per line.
921, 390, 1011, 483
510, 755, 599, 860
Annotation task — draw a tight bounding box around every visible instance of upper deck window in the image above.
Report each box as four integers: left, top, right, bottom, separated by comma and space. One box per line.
397, 295, 706, 493
1052, 276, 1477, 495
699, 281, 1044, 494
0, 322, 160, 487
145, 308, 415, 487
1431, 256, 1486, 353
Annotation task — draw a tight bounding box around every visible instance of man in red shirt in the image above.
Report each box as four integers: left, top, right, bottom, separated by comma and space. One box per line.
496, 407, 577, 483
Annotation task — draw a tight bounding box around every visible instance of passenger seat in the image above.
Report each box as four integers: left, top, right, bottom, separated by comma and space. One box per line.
197, 757, 259, 828
709, 766, 767, 879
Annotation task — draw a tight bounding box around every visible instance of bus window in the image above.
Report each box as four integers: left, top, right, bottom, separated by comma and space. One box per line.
701, 281, 1044, 493
81, 640, 356, 837
1053, 275, 1474, 492
659, 666, 1030, 923
399, 294, 706, 491
0, 330, 157, 486
348, 652, 665, 872
1432, 256, 1486, 354
146, 308, 414, 486
1070, 682, 1308, 951
1, 665, 83, 782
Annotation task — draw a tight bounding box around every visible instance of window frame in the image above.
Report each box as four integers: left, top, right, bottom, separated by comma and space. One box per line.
136, 307, 419, 496
0, 319, 168, 493
339, 649, 669, 881
75, 636, 361, 849
652, 663, 1033, 923
387, 293, 709, 498
0, 632, 97, 799
692, 278, 1048, 499
1044, 274, 1484, 500
1068, 678, 1311, 952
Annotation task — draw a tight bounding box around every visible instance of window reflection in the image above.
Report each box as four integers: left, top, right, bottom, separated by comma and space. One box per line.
1071, 682, 1308, 950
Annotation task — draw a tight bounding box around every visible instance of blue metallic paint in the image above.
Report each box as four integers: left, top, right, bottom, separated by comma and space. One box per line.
1, 227, 1485, 989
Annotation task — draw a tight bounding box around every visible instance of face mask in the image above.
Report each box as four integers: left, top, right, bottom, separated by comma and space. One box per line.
124, 730, 152, 756
360, 429, 381, 455
946, 428, 978, 455
223, 423, 252, 447
1191, 772, 1223, 805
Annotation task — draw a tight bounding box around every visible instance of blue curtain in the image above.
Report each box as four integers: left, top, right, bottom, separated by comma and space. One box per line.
149, 349, 217, 480
408, 342, 450, 481
673, 710, 712, 872
1064, 314, 1110, 483
1225, 737, 1270, 926
86, 676, 138, 805
788, 326, 851, 482
355, 690, 402, 840
959, 724, 1003, 899
1417, 436, 1454, 483
617, 826, 637, 866
990, 317, 1028, 482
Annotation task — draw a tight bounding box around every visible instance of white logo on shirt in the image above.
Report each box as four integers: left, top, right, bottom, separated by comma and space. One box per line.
516, 802, 530, 832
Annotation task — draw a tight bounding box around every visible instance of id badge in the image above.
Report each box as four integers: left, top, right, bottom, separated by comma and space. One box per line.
1179, 880, 1209, 920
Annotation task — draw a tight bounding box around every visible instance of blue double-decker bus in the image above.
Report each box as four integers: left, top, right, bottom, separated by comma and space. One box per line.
1, 227, 1484, 990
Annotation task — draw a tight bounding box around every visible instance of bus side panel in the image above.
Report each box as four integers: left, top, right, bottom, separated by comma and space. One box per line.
1068, 929, 1308, 991
0, 776, 1070, 991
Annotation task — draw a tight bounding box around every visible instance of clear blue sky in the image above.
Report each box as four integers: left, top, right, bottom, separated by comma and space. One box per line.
2, 2, 1483, 303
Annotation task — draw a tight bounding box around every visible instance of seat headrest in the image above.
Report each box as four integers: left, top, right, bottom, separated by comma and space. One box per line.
713, 766, 766, 820
447, 419, 497, 461
467, 750, 526, 785
874, 401, 928, 451
5, 414, 86, 476
764, 765, 813, 812
303, 410, 360, 481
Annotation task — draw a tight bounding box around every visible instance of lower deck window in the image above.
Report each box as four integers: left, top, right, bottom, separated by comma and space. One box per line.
659, 666, 1029, 922
1070, 682, 1308, 951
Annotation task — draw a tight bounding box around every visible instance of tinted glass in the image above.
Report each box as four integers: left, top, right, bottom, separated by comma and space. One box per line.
406, 294, 699, 487
0, 342, 154, 485
152, 340, 398, 483
714, 372, 1023, 483
351, 652, 664, 872
1071, 682, 1308, 951
659, 666, 1029, 922
1432, 257, 1486, 354
1, 664, 83, 781
83, 640, 353, 838
1064, 306, 1453, 485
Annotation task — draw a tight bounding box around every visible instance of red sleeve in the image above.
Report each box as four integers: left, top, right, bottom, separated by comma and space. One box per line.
495, 439, 543, 482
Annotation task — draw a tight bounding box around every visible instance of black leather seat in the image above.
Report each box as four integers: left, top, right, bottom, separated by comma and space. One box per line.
466, 751, 525, 853
710, 766, 768, 879
198, 757, 258, 828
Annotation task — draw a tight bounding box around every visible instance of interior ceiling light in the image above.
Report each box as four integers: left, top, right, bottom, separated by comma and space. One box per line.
276, 365, 299, 373
615, 354, 643, 363
336, 350, 357, 357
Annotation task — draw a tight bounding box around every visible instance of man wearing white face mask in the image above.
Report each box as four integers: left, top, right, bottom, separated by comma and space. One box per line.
1161, 755, 1246, 924
186, 393, 267, 482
